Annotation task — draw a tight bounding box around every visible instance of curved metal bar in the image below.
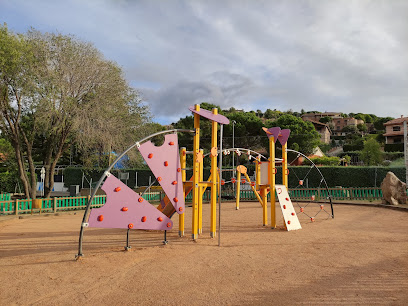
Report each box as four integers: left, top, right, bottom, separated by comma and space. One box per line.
286, 149, 334, 218
76, 129, 195, 258
203, 147, 275, 162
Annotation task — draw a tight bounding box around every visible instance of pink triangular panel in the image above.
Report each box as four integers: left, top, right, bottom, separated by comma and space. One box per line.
138, 134, 184, 214
88, 174, 173, 230
278, 129, 291, 146
263, 127, 281, 143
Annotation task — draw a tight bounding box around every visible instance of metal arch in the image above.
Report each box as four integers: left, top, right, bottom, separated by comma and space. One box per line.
76, 128, 195, 259
203, 147, 278, 162
286, 149, 334, 218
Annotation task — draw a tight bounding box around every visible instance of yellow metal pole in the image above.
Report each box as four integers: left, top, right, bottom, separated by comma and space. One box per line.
192, 104, 200, 240
236, 171, 241, 210
198, 148, 204, 234
210, 108, 218, 238
261, 186, 267, 226
255, 160, 261, 191
244, 173, 264, 205
282, 143, 288, 188
269, 137, 276, 228
179, 147, 186, 237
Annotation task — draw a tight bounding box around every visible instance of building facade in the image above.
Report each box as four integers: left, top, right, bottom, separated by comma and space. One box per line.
383, 116, 408, 144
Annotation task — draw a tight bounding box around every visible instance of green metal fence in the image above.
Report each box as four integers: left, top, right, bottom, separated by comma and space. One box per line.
0, 187, 389, 215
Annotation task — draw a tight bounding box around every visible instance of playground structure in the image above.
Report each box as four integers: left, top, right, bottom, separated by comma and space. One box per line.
76, 104, 334, 258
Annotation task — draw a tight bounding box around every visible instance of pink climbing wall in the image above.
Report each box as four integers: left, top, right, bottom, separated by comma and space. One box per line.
88, 174, 173, 230
138, 134, 185, 214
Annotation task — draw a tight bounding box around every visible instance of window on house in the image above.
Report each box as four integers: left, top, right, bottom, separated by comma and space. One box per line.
393, 138, 402, 143
393, 126, 401, 131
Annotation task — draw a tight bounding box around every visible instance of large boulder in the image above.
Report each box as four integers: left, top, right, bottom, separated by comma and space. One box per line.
381, 172, 407, 205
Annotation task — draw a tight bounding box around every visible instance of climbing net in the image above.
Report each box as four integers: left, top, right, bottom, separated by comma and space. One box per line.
287, 149, 334, 222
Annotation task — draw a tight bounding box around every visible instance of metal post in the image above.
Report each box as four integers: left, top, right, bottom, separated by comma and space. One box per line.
232, 120, 236, 192
218, 124, 224, 247
125, 229, 131, 251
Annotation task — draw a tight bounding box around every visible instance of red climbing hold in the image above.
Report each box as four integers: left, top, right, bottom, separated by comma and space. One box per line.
138, 197, 144, 203
173, 197, 178, 202
141, 216, 147, 222
283, 205, 286, 209
167, 222, 171, 228
172, 181, 177, 185
285, 197, 289, 201
241, 179, 246, 184
157, 177, 162, 182
128, 223, 134, 229
221, 180, 225, 185
320, 205, 324, 209
231, 178, 236, 183
148, 153, 153, 159
157, 217, 163, 222
121, 207, 128, 212
300, 207, 304, 212
169, 141, 175, 146
114, 187, 121, 192
311, 217, 315, 222
97, 215, 104, 222
251, 181, 255, 187
164, 161, 169, 167
291, 212, 295, 216
179, 207, 183, 212
287, 220, 291, 225
177, 168, 181, 172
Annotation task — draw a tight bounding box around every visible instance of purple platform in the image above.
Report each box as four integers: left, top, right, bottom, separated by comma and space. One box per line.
188, 106, 230, 125
278, 129, 290, 146
263, 127, 281, 143
138, 134, 185, 214
88, 174, 173, 230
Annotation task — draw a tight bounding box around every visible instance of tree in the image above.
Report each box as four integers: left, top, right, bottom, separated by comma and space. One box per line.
342, 125, 359, 134
264, 109, 283, 120
319, 116, 332, 124
357, 123, 367, 133
0, 25, 151, 198
266, 114, 320, 155
374, 117, 394, 131
360, 139, 383, 165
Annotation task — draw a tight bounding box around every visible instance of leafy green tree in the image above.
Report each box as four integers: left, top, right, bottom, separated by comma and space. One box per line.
319, 116, 332, 124
342, 125, 359, 134
360, 139, 383, 165
357, 123, 367, 133
266, 114, 320, 155
0, 25, 151, 198
374, 117, 394, 131
264, 109, 283, 120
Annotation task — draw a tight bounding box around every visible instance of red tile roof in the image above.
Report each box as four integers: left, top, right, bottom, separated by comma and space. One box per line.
384, 117, 408, 126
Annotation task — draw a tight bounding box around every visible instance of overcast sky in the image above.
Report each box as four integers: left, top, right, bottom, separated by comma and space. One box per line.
1, 0, 407, 124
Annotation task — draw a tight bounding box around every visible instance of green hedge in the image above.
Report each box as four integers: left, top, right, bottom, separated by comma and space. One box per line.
384, 143, 404, 152
286, 166, 405, 188
343, 144, 364, 151
63, 166, 405, 189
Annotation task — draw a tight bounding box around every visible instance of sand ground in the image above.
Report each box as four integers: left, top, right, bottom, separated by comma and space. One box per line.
1, 202, 408, 305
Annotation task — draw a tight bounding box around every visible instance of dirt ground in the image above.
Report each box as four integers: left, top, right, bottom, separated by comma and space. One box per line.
1, 202, 408, 305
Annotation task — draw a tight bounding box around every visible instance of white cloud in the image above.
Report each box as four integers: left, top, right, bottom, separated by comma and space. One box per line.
1, 0, 407, 123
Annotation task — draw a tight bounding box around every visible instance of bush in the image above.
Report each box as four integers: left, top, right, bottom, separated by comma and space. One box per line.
384, 143, 404, 152
343, 143, 364, 151
0, 172, 19, 193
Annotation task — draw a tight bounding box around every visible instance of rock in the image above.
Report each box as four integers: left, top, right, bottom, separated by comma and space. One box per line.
381, 172, 407, 205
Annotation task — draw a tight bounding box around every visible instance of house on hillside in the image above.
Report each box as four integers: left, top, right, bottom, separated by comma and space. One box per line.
332, 117, 364, 135
383, 116, 408, 144
305, 120, 332, 143
301, 112, 342, 121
